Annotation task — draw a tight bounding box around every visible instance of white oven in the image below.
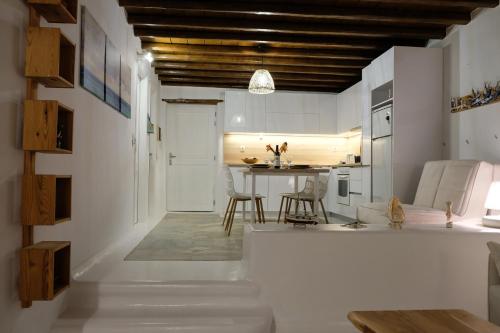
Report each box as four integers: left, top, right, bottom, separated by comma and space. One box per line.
337, 168, 350, 206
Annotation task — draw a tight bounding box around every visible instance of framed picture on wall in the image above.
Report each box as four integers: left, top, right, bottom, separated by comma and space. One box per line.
120, 61, 132, 119
80, 7, 105, 100
105, 38, 121, 111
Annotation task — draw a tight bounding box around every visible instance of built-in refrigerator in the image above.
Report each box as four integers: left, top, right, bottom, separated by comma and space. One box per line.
371, 104, 392, 202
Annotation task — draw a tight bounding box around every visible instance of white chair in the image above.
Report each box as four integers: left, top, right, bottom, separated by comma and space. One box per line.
357, 160, 494, 224
222, 167, 266, 236
277, 175, 330, 223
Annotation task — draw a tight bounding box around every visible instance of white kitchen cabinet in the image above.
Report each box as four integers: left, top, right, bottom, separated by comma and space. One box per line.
245, 93, 266, 132
225, 91, 266, 132
319, 94, 337, 134
337, 82, 362, 134
369, 47, 394, 90
266, 92, 303, 114
224, 91, 247, 132
224, 91, 337, 134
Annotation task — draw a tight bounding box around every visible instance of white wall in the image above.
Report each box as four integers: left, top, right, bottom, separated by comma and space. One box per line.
0, 1, 165, 333
430, 6, 500, 163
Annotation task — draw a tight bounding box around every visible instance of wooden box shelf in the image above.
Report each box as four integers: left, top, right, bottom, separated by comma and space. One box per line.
22, 175, 72, 225
25, 27, 75, 88
28, 0, 78, 24
23, 100, 73, 153
20, 241, 71, 301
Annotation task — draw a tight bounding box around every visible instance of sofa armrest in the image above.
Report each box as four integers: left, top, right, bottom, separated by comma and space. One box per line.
489, 255, 500, 287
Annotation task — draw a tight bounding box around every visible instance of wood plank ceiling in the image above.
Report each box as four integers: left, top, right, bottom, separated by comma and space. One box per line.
119, 0, 498, 93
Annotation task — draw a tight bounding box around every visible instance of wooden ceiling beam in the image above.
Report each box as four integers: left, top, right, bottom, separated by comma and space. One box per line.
350, 0, 498, 8
152, 54, 368, 69
119, 0, 471, 26
135, 28, 426, 50
153, 62, 360, 76
158, 76, 346, 88
141, 43, 377, 60
160, 81, 341, 93
128, 14, 446, 39
154, 69, 359, 82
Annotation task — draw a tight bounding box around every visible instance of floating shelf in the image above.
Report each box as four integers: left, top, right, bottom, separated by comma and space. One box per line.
28, 0, 78, 24
23, 100, 73, 153
20, 241, 71, 301
25, 27, 75, 88
22, 175, 72, 225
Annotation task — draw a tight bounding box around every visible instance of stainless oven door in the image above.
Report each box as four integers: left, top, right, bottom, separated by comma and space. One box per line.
337, 175, 350, 205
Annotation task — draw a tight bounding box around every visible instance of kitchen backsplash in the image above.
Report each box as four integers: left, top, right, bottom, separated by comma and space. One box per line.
224, 132, 361, 165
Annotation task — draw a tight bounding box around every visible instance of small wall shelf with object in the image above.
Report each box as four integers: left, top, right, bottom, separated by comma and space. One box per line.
27, 0, 78, 23
23, 100, 74, 154
25, 27, 75, 88
22, 175, 72, 225
20, 241, 71, 302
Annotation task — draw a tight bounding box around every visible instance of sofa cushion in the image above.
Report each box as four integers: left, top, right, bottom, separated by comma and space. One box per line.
489, 285, 500, 325
357, 202, 450, 225
413, 161, 446, 209
433, 160, 480, 216
488, 242, 500, 277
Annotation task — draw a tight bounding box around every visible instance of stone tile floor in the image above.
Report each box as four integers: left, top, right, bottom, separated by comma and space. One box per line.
125, 213, 244, 261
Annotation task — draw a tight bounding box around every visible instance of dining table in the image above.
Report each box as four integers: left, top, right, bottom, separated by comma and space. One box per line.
241, 167, 331, 223
347, 309, 500, 333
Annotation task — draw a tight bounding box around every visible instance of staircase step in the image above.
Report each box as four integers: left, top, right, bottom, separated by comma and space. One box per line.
50, 316, 270, 333
70, 280, 260, 299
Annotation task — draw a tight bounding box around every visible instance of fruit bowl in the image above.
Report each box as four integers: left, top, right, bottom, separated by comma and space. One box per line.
242, 157, 258, 165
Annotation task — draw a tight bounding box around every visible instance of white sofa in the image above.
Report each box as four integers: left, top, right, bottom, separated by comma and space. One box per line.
357, 160, 494, 224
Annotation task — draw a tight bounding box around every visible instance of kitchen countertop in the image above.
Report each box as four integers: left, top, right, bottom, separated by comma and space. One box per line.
332, 163, 369, 168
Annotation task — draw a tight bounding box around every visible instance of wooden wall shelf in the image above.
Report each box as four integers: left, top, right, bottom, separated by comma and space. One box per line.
23, 100, 73, 153
25, 27, 75, 88
22, 175, 72, 225
27, 0, 77, 24
20, 241, 70, 301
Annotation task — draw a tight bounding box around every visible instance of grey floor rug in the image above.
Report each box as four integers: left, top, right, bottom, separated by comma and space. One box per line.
125, 214, 243, 261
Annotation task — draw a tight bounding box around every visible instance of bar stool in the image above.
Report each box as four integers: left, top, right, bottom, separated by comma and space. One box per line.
222, 167, 266, 236
277, 175, 330, 224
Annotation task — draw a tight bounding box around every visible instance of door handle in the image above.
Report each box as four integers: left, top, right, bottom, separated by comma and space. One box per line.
169, 153, 177, 165
385, 111, 391, 122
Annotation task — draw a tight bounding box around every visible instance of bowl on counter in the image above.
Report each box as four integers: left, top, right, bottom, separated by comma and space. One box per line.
242, 157, 258, 165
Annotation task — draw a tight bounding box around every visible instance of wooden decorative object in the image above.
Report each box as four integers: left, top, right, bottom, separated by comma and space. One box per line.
20, 241, 70, 302
27, 0, 77, 24
22, 175, 72, 225
23, 100, 73, 153
25, 27, 75, 88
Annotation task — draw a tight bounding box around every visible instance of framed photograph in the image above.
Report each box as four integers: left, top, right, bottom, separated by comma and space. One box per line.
120, 61, 132, 118
105, 38, 121, 111
80, 7, 105, 100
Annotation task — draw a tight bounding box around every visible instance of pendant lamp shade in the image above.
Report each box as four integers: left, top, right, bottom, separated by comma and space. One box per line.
248, 69, 275, 94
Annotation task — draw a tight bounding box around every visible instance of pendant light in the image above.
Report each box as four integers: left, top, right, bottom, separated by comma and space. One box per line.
249, 55, 275, 94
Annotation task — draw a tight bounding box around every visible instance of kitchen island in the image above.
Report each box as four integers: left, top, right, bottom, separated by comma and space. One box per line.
242, 221, 500, 333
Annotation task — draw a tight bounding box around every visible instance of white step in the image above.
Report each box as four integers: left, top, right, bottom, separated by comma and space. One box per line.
51, 280, 273, 333
51, 316, 270, 333
70, 280, 260, 299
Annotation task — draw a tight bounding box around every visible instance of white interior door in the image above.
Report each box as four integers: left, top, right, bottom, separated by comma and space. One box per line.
167, 104, 216, 211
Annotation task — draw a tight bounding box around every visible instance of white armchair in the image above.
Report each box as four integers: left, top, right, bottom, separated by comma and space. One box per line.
357, 160, 494, 224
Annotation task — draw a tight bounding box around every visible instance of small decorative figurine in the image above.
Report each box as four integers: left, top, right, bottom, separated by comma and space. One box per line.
387, 196, 405, 229
56, 123, 64, 149
446, 201, 453, 228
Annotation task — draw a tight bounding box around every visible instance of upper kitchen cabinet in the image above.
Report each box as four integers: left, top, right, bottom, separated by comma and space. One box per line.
224, 90, 265, 132
318, 94, 337, 134
337, 82, 362, 134
368, 48, 394, 90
